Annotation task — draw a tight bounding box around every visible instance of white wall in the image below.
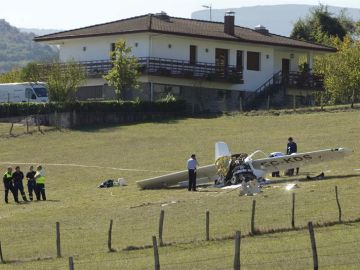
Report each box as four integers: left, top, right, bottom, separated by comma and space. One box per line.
59, 33, 150, 62
55, 33, 316, 92
273, 49, 310, 73
150, 34, 275, 91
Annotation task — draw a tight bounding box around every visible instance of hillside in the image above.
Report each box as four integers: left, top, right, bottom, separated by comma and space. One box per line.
0, 19, 58, 73
19, 27, 62, 36
192, 4, 360, 36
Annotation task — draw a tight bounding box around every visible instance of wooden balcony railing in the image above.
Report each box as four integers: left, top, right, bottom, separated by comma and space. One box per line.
285, 71, 324, 89
79, 57, 244, 84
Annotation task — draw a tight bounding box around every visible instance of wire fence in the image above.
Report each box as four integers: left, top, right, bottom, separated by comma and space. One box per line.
1, 184, 360, 269
0, 115, 56, 138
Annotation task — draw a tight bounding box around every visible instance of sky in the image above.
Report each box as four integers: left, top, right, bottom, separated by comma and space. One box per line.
1, 0, 360, 30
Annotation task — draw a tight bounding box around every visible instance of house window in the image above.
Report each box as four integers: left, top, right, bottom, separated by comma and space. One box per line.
247, 51, 260, 71
110, 43, 116, 60
190, 45, 197, 65
236, 50, 243, 71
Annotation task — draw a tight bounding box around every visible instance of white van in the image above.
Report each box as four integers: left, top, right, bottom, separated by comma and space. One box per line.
0, 82, 49, 103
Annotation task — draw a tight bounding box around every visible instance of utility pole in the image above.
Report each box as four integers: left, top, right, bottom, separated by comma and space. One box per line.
202, 4, 212, 21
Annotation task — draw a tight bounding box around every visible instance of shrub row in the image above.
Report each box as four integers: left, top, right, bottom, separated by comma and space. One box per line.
0, 100, 187, 118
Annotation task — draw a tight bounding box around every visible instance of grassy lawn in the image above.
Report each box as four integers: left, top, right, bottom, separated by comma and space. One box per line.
0, 109, 359, 269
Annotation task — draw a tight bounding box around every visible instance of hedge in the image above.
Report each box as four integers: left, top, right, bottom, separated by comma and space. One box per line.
0, 100, 187, 118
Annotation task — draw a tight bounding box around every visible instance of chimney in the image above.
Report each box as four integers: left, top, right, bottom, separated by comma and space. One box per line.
254, 25, 269, 35
224, 11, 235, 35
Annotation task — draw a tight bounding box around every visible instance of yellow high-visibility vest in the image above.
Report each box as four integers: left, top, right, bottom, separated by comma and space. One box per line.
36, 174, 45, 184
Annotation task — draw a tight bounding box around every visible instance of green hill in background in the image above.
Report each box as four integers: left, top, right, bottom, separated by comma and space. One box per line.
0, 19, 59, 73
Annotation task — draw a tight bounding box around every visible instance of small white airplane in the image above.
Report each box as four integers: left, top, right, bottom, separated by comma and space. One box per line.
136, 142, 352, 189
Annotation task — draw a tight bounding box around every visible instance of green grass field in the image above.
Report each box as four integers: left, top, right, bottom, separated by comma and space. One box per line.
0, 109, 359, 269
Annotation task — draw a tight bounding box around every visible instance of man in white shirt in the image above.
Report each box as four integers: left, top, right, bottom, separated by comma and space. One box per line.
187, 154, 199, 191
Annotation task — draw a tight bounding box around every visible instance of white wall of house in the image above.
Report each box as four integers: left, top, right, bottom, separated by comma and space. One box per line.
58, 33, 150, 62
149, 34, 276, 91
273, 50, 302, 73
54, 32, 317, 92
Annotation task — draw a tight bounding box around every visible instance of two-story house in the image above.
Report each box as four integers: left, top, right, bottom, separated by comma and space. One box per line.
34, 12, 336, 112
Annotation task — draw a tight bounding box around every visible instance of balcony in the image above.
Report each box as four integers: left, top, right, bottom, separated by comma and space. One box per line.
285, 71, 324, 90
80, 57, 244, 84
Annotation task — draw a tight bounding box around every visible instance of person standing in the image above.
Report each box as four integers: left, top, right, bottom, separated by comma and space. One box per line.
269, 152, 284, 177
286, 137, 299, 176
187, 154, 199, 191
26, 166, 36, 201
35, 165, 46, 201
12, 166, 28, 202
3, 167, 18, 203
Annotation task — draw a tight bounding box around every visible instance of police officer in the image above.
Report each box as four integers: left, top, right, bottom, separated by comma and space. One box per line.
13, 166, 28, 202
187, 154, 199, 191
26, 166, 36, 201
35, 165, 46, 201
3, 167, 18, 203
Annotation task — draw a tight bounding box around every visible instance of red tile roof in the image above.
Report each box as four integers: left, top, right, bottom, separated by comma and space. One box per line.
34, 14, 336, 52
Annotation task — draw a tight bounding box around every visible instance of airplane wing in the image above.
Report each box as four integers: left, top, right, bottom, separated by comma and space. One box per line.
136, 164, 217, 189
250, 148, 352, 173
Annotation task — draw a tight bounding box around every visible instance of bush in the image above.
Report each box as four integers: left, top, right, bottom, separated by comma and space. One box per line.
0, 100, 187, 118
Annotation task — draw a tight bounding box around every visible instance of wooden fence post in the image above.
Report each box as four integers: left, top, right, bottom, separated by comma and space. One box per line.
267, 95, 270, 110
308, 222, 318, 270
37, 115, 42, 133
291, 193, 296, 228
159, 210, 165, 247
320, 92, 324, 111
9, 123, 14, 136
251, 200, 256, 235
108, 219, 115, 252
68, 256, 74, 270
152, 236, 160, 270
233, 231, 241, 270
206, 210, 210, 241
0, 241, 5, 264
293, 95, 296, 110
335, 186, 342, 223
56, 222, 61, 258
26, 117, 29, 133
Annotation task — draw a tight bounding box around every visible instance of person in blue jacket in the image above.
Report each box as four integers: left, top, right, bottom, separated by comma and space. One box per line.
286, 137, 299, 176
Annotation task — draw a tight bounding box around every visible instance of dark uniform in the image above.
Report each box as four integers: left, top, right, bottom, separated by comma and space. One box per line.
287, 141, 297, 155
13, 169, 28, 202
26, 170, 36, 201
3, 171, 18, 203
286, 138, 299, 176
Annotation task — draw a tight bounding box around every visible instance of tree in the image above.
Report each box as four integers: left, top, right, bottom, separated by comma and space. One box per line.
0, 68, 21, 83
46, 60, 86, 102
291, 5, 349, 45
314, 38, 360, 107
20, 62, 44, 82
103, 40, 140, 101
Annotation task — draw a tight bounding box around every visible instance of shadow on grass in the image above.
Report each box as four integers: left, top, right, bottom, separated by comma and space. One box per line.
300, 174, 360, 182
32, 199, 61, 203
2, 255, 53, 265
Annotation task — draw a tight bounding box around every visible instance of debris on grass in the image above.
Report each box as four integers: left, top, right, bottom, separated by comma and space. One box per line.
285, 183, 299, 191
